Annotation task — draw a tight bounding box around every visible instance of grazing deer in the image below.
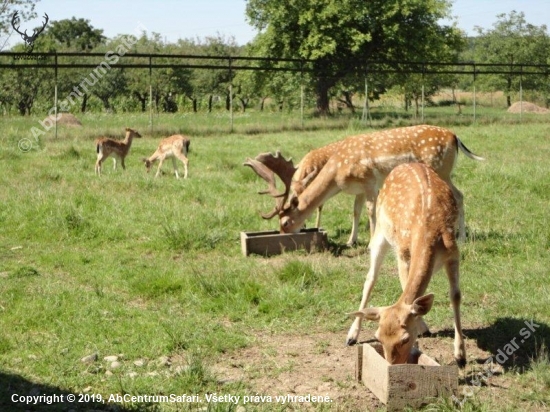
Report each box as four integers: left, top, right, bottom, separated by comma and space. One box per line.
95, 127, 142, 176
244, 125, 484, 243
142, 135, 190, 179
347, 163, 466, 368
291, 140, 368, 246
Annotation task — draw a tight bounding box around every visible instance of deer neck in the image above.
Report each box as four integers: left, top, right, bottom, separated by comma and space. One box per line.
397, 239, 437, 305
123, 133, 134, 146
294, 167, 341, 219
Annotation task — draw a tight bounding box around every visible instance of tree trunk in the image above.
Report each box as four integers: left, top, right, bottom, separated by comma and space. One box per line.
133, 92, 146, 112
315, 77, 331, 116
187, 96, 198, 112
239, 97, 248, 112
81, 93, 88, 113
100, 97, 112, 112
506, 76, 512, 107
208, 95, 213, 113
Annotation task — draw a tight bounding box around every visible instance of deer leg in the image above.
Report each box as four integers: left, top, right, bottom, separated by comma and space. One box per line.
315, 204, 323, 228
365, 188, 379, 241
449, 183, 465, 242
346, 229, 390, 345
347, 193, 367, 246
171, 157, 180, 179
445, 255, 466, 368
120, 156, 126, 170
95, 154, 103, 176
155, 158, 165, 178
174, 151, 189, 179
112, 157, 117, 171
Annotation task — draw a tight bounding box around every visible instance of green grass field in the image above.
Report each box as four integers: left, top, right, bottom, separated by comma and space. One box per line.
1, 111, 549, 411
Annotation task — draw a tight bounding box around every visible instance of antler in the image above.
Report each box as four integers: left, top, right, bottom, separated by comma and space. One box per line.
243, 151, 297, 219
11, 12, 48, 44
11, 11, 26, 39
29, 13, 49, 41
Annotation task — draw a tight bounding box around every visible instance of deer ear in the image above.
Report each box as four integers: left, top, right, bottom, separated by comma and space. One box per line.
411, 293, 434, 316
348, 307, 382, 321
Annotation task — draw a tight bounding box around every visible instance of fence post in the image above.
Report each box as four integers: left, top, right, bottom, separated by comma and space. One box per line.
300, 61, 304, 129
54, 52, 58, 139
362, 75, 371, 125
149, 56, 153, 134
473, 64, 477, 123
229, 57, 233, 133
519, 69, 523, 122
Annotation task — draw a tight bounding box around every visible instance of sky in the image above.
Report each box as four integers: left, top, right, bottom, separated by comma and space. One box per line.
4, 0, 550, 48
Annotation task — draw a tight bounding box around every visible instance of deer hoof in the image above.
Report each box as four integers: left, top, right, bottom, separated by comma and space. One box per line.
456, 356, 467, 369
346, 337, 358, 346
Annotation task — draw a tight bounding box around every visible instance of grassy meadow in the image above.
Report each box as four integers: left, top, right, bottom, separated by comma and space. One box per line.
0, 109, 550, 411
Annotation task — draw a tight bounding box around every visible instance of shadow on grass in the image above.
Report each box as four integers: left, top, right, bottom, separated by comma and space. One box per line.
0, 371, 159, 411
432, 317, 550, 373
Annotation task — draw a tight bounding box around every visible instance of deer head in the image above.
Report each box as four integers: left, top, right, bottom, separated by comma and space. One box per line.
243, 151, 297, 221
12, 11, 49, 52
350, 294, 435, 364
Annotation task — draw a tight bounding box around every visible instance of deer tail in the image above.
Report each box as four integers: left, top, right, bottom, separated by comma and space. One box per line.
457, 137, 485, 161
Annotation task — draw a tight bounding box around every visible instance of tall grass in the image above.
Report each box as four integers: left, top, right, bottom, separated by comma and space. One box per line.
0, 111, 549, 410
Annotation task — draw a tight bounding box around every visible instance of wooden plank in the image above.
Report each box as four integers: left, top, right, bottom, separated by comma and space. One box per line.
386, 363, 457, 411
357, 342, 458, 411
241, 228, 328, 256
361, 343, 389, 403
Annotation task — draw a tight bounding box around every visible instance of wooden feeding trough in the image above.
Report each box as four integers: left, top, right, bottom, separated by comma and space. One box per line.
356, 342, 458, 411
240, 228, 328, 257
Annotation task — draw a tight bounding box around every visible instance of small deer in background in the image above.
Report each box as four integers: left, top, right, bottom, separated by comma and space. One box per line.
347, 163, 466, 367
245, 125, 484, 244
95, 127, 142, 176
142, 135, 190, 179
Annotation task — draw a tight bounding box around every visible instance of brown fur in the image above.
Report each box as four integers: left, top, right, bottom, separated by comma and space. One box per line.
347, 163, 466, 367
95, 127, 142, 176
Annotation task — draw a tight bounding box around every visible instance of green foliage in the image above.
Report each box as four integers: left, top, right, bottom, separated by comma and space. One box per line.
464, 11, 550, 106
246, 0, 463, 113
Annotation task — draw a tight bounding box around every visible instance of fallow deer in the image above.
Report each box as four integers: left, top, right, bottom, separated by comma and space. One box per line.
142, 135, 190, 179
244, 125, 484, 243
347, 163, 466, 367
95, 127, 142, 176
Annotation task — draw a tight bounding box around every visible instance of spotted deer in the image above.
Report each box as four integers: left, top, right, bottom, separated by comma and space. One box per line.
143, 135, 190, 179
244, 125, 484, 243
347, 163, 466, 367
289, 140, 359, 239
95, 127, 142, 176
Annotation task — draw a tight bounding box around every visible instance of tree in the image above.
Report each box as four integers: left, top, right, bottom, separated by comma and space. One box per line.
245, 0, 463, 115
39, 18, 107, 113
46, 17, 105, 50
470, 11, 550, 107
188, 35, 241, 112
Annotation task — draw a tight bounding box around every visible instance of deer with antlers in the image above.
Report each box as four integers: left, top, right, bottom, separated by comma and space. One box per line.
95, 128, 142, 176
290, 139, 367, 246
347, 162, 466, 367
142, 135, 190, 179
244, 125, 484, 243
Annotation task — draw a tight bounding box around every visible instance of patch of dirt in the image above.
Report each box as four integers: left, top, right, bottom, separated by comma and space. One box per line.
211, 330, 382, 410
210, 328, 513, 411
507, 101, 550, 114
47, 112, 83, 126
